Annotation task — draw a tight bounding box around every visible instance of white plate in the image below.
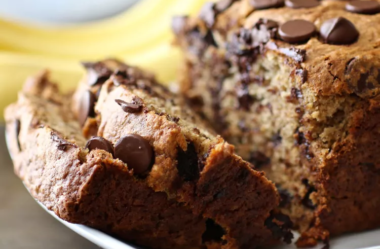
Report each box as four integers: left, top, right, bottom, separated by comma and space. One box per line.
6, 131, 380, 249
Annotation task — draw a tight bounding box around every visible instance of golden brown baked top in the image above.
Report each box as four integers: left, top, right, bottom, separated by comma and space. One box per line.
179, 0, 380, 99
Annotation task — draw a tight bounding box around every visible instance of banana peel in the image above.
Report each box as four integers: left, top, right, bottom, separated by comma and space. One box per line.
0, 0, 206, 119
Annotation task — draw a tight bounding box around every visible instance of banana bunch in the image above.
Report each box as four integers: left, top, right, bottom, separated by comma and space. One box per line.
0, 0, 206, 118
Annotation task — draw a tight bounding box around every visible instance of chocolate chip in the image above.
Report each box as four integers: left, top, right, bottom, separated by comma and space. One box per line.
51, 132, 73, 151
85, 136, 114, 155
171, 16, 188, 35
177, 142, 200, 181
320, 17, 359, 45
81, 62, 112, 86
279, 19, 316, 44
295, 68, 308, 83
199, 2, 217, 28
346, 1, 380, 15
301, 179, 316, 209
285, 0, 319, 9
250, 0, 284, 9
204, 30, 218, 48
113, 69, 134, 86
78, 90, 96, 126
115, 99, 143, 113
115, 134, 154, 175
202, 219, 226, 243
237, 84, 254, 110
15, 119, 21, 151
278, 187, 293, 208
264, 211, 293, 244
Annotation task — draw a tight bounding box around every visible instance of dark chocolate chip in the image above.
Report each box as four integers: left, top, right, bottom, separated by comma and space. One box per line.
51, 132, 73, 151
85, 137, 114, 155
346, 1, 380, 14
177, 142, 200, 181
237, 84, 254, 110
278, 187, 293, 208
171, 16, 188, 35
204, 30, 218, 48
285, 0, 320, 9
167, 115, 180, 123
280, 47, 306, 62
199, 2, 217, 28
115, 99, 143, 113
78, 90, 96, 126
301, 179, 316, 209
320, 17, 359, 45
250, 0, 284, 9
81, 62, 112, 86
15, 119, 21, 151
230, 18, 279, 56
264, 211, 293, 244
295, 68, 308, 83
202, 219, 226, 243
272, 132, 283, 146
279, 19, 316, 44
113, 69, 134, 86
115, 134, 154, 175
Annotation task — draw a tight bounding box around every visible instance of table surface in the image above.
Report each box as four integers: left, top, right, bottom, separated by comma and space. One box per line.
0, 126, 101, 249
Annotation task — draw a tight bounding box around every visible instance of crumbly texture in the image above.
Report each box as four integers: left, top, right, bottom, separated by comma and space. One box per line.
175, 0, 380, 246
5, 61, 292, 249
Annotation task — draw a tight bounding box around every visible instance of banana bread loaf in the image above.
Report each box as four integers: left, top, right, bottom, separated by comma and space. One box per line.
5, 60, 292, 249
174, 0, 380, 246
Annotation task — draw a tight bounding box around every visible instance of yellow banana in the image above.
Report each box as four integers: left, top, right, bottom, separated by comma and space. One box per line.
0, 0, 207, 119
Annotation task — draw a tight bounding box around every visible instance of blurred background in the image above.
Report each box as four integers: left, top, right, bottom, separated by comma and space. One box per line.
0, 0, 206, 119
0, 1, 205, 248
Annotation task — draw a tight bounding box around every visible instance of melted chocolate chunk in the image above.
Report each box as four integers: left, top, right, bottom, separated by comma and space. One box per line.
115, 134, 154, 176
85, 137, 114, 155
81, 62, 112, 86
249, 151, 270, 169
345, 58, 380, 98
113, 69, 135, 86
346, 1, 380, 15
202, 219, 226, 243
115, 98, 143, 113
237, 84, 254, 110
277, 186, 293, 208
229, 18, 279, 56
264, 211, 293, 244
295, 68, 308, 83
177, 142, 200, 181
51, 132, 73, 151
285, 0, 319, 9
78, 90, 96, 126
280, 47, 306, 62
272, 132, 283, 147
250, 0, 285, 9
15, 119, 21, 151
301, 179, 317, 209
204, 30, 218, 48
279, 19, 316, 44
320, 17, 359, 45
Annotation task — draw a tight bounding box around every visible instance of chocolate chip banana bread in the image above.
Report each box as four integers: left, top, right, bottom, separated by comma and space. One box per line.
5, 60, 292, 249
174, 0, 380, 246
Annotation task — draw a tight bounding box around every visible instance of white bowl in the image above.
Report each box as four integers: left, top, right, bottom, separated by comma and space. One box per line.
0, 0, 139, 24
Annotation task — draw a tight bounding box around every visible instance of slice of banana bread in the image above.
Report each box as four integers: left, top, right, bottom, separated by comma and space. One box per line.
174, 0, 380, 246
5, 60, 292, 249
